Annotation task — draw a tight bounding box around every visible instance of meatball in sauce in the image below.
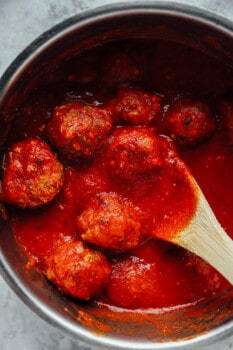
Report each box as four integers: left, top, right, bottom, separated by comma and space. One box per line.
47, 102, 113, 159
107, 127, 163, 180
110, 86, 161, 125
77, 192, 142, 251
46, 241, 111, 300
163, 96, 216, 146
1, 137, 64, 208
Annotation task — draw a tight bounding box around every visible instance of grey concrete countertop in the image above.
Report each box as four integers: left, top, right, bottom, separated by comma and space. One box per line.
1, 0, 233, 349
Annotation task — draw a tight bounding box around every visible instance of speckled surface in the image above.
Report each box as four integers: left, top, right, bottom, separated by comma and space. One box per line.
1, 1, 233, 349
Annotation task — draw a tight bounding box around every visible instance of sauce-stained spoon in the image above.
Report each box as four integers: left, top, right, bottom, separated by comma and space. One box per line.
150, 139, 233, 285
170, 171, 233, 285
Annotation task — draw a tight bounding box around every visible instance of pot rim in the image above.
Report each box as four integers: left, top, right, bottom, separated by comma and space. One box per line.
1, 0, 233, 104
1, 2, 233, 349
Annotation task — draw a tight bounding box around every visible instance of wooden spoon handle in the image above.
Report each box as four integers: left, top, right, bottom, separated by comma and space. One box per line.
174, 185, 233, 285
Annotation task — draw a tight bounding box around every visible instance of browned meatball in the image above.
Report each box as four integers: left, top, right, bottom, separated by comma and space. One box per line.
107, 127, 163, 179
47, 102, 113, 159
218, 97, 233, 145
76, 192, 141, 251
185, 252, 222, 292
101, 52, 142, 86
163, 96, 216, 145
105, 255, 159, 309
46, 241, 112, 300
110, 87, 161, 125
1, 137, 64, 208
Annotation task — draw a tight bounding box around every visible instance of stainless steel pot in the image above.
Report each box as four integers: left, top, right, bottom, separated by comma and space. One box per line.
1, 2, 233, 349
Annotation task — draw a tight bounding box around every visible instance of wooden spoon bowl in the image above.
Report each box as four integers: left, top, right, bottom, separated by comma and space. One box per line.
171, 171, 233, 285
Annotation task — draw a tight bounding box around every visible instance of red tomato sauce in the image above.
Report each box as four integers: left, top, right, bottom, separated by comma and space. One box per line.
2, 38, 233, 312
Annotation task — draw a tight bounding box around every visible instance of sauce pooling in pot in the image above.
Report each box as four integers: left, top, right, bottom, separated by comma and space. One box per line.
1, 38, 233, 310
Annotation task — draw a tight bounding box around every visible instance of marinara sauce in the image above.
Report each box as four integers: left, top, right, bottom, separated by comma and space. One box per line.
1, 38, 233, 311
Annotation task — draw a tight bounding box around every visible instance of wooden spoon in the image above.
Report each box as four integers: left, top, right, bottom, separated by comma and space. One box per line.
171, 172, 233, 285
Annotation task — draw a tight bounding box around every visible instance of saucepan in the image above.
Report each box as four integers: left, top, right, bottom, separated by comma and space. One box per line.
1, 2, 233, 349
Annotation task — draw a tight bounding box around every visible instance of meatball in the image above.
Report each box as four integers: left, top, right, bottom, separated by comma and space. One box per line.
218, 97, 233, 145
163, 96, 216, 145
46, 241, 112, 300
1, 137, 64, 208
105, 256, 159, 309
77, 192, 141, 251
101, 51, 142, 87
107, 127, 163, 179
186, 252, 223, 292
110, 87, 161, 125
47, 102, 113, 159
